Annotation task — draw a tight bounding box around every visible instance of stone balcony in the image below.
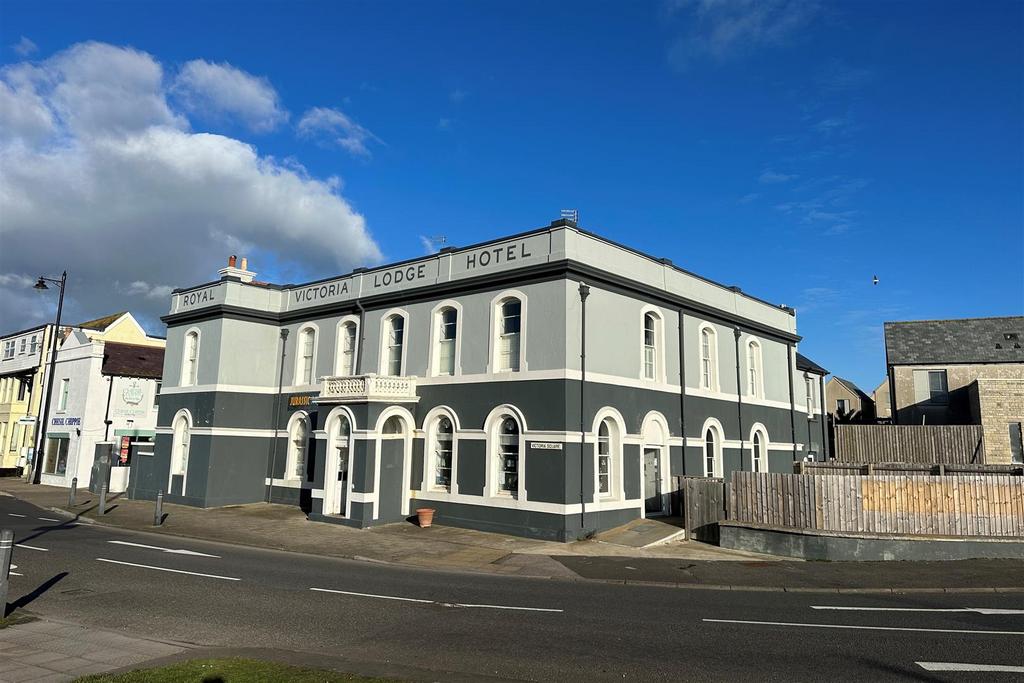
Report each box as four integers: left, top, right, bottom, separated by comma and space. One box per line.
316, 373, 419, 404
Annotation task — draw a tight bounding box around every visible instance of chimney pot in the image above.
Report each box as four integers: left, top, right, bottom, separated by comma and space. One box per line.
240, 257, 248, 271
228, 255, 237, 267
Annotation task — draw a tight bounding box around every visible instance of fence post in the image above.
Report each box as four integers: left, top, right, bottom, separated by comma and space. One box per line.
866, 463, 874, 476
797, 461, 806, 475
0, 529, 13, 614
154, 491, 163, 527
98, 485, 107, 516
68, 477, 77, 507
938, 464, 946, 477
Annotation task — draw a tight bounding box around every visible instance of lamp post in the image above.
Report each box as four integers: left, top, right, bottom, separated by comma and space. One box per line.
31, 271, 67, 485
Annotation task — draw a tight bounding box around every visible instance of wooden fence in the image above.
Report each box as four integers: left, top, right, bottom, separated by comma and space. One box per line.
834, 425, 985, 464
729, 471, 1024, 537
795, 461, 1023, 476
673, 476, 727, 543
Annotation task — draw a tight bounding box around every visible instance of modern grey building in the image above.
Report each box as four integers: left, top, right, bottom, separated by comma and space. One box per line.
131, 220, 827, 541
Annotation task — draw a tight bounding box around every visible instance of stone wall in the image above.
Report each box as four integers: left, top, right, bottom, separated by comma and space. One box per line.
971, 378, 1024, 464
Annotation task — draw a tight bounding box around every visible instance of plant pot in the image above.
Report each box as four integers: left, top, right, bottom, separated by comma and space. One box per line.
416, 508, 436, 528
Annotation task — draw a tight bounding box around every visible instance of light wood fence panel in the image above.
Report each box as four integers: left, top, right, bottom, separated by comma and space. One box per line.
834, 425, 985, 464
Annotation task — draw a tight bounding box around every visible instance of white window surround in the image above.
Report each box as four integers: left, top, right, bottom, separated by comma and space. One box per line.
698, 322, 720, 392
285, 411, 311, 481
592, 407, 627, 504
749, 422, 769, 473
57, 378, 70, 412
805, 374, 817, 417
701, 417, 725, 478
334, 316, 360, 376
483, 404, 528, 500
293, 323, 320, 387
324, 405, 357, 518
168, 409, 193, 494
487, 290, 528, 374
639, 306, 666, 383
181, 328, 201, 387
371, 405, 415, 519
428, 300, 464, 377
378, 308, 410, 376
746, 336, 764, 399
640, 411, 671, 517
423, 408, 459, 493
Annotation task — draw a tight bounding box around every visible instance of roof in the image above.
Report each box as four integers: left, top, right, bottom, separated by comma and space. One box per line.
884, 316, 1024, 365
831, 376, 872, 402
796, 352, 828, 375
100, 342, 165, 379
75, 311, 127, 331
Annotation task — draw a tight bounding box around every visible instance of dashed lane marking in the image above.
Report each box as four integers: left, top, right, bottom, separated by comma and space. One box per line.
15, 544, 48, 552
917, 662, 1024, 673
702, 619, 1024, 636
812, 606, 1024, 615
310, 587, 563, 612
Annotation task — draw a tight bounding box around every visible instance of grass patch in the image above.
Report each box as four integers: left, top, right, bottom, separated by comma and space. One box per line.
75, 657, 398, 683
0, 611, 37, 629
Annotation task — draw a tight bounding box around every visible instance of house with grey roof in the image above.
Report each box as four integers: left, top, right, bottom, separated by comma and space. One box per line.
825, 376, 875, 423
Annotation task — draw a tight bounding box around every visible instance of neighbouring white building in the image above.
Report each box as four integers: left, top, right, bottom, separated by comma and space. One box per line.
39, 312, 165, 492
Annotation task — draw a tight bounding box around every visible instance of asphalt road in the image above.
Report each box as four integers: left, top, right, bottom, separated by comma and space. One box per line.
2, 494, 1023, 681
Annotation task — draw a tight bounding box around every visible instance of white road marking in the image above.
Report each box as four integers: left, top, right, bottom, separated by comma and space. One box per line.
38, 517, 60, 522
14, 544, 48, 552
96, 558, 239, 581
7, 513, 25, 518
311, 587, 563, 613
702, 619, 1024, 636
917, 662, 1024, 673
107, 540, 220, 558
812, 605, 1024, 615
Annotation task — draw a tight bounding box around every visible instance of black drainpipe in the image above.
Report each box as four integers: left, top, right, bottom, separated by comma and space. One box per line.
677, 308, 687, 476
787, 346, 797, 462
733, 328, 744, 470
818, 373, 828, 460
578, 282, 590, 530
354, 299, 366, 375
102, 375, 114, 441
267, 328, 289, 503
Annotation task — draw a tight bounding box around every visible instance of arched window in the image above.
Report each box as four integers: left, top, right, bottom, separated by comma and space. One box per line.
171, 413, 190, 478
700, 325, 718, 390
384, 315, 405, 376
431, 416, 454, 490
595, 418, 622, 497
436, 308, 458, 376
287, 414, 310, 480
335, 415, 351, 480
382, 414, 405, 434
497, 299, 521, 372
496, 416, 520, 494
752, 430, 766, 473
337, 321, 358, 376
182, 330, 199, 386
704, 428, 719, 478
643, 313, 658, 380
747, 339, 763, 398
297, 326, 317, 385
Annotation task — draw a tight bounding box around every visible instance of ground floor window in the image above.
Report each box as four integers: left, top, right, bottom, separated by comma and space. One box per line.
432, 416, 454, 490
497, 417, 519, 494
44, 437, 70, 475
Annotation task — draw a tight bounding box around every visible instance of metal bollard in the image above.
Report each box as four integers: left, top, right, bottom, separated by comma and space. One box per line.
98, 485, 107, 516
153, 491, 163, 527
0, 529, 13, 613
69, 477, 77, 507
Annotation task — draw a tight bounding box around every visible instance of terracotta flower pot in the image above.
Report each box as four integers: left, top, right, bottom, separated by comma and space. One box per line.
416, 508, 436, 528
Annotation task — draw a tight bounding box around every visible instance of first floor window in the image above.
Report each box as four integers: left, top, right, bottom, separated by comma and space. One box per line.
298, 327, 316, 384
805, 378, 815, 414
701, 327, 717, 389
433, 416, 454, 489
183, 331, 199, 386
497, 299, 521, 372
339, 322, 357, 375
58, 378, 70, 411
386, 316, 405, 375
836, 398, 849, 414
643, 313, 658, 380
43, 437, 70, 475
497, 417, 519, 494
437, 308, 457, 375
597, 420, 611, 495
2, 341, 14, 359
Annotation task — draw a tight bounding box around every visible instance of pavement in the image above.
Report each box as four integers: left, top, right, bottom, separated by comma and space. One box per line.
1, 490, 1023, 681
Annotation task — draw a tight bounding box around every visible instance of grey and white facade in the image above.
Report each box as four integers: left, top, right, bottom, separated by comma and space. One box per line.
135, 220, 827, 541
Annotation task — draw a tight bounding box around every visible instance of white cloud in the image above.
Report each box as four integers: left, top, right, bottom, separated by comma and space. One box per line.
172, 60, 287, 133
11, 37, 38, 58
0, 41, 382, 333
668, 0, 820, 68
758, 169, 797, 184
296, 106, 380, 157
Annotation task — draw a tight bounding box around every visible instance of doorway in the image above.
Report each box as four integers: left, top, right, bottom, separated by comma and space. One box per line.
325, 411, 353, 517
644, 448, 662, 514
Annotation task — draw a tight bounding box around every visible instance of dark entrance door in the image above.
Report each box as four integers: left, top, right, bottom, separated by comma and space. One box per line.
644, 448, 661, 514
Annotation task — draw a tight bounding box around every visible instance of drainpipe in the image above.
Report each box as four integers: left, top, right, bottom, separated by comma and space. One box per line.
818, 374, 827, 461
787, 346, 797, 462
102, 375, 114, 441
733, 328, 744, 470
578, 282, 590, 530
267, 328, 289, 503
354, 299, 366, 375
677, 308, 687, 476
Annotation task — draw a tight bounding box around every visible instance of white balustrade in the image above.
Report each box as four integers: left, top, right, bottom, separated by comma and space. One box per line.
317, 373, 418, 403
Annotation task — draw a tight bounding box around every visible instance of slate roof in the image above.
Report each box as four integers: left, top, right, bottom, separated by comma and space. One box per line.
884, 316, 1024, 365
832, 376, 872, 402
796, 352, 828, 375
75, 311, 127, 331
101, 342, 165, 379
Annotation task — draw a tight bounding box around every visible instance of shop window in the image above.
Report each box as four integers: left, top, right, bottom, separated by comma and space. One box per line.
43, 437, 70, 475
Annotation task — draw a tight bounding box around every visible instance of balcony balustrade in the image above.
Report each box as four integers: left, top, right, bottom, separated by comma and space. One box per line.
316, 373, 418, 404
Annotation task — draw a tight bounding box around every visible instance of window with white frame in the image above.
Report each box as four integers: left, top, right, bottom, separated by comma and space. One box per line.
497, 299, 522, 372
29, 335, 38, 354
182, 331, 199, 386
700, 325, 718, 390
171, 414, 190, 477
436, 308, 458, 376
496, 416, 520, 494
805, 377, 815, 416
747, 339, 763, 398
385, 315, 405, 375
704, 427, 719, 477
297, 326, 316, 385
287, 414, 310, 480
19, 338, 26, 353
643, 313, 658, 380
596, 418, 621, 497
431, 416, 454, 490
752, 430, 766, 472
153, 382, 161, 408
338, 322, 357, 376
58, 378, 70, 411
3, 341, 14, 359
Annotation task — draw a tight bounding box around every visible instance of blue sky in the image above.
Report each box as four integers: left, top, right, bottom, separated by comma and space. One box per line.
1, 0, 1021, 390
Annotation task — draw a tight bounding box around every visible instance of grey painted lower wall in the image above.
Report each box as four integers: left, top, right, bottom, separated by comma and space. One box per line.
719, 521, 1024, 561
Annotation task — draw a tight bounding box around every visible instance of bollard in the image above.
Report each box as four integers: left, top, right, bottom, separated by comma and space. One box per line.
153, 491, 163, 527
98, 485, 107, 516
69, 477, 78, 507
0, 529, 13, 613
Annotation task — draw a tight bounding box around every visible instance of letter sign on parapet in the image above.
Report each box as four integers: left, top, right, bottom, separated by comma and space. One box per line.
465, 242, 532, 269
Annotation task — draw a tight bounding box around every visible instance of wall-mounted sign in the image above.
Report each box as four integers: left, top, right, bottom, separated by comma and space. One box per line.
122, 380, 144, 405
288, 395, 314, 409
17, 416, 36, 425
52, 416, 82, 426
530, 442, 563, 450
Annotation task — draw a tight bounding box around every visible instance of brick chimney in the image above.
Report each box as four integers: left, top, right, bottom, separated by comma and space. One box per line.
218, 255, 257, 283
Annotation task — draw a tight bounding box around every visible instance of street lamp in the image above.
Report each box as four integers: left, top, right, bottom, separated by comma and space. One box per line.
31, 271, 67, 485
